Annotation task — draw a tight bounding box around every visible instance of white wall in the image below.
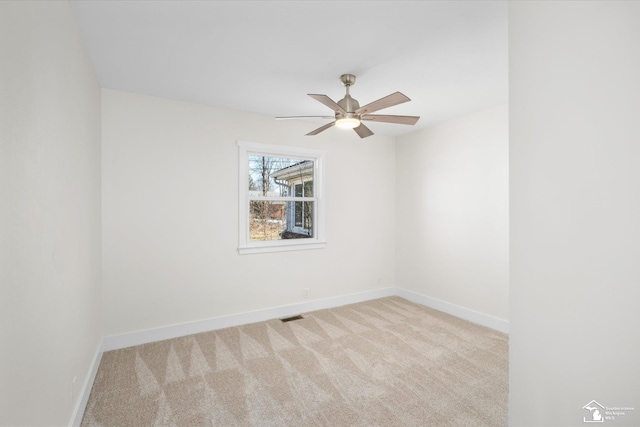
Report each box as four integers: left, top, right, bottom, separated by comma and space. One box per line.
509, 2, 640, 426
102, 90, 396, 336
395, 105, 509, 322
0, 2, 102, 426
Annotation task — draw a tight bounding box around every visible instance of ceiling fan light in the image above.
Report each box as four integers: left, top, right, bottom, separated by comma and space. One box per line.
335, 117, 360, 129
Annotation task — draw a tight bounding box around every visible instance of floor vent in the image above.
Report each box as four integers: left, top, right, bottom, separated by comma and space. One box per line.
280, 315, 304, 323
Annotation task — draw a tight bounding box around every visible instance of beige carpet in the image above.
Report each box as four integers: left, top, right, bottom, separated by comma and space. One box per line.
81, 297, 508, 426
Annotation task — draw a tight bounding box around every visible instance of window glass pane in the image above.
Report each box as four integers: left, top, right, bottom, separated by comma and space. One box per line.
294, 201, 303, 226
249, 155, 314, 198
249, 200, 287, 241
292, 201, 313, 234
249, 200, 314, 241
303, 201, 313, 229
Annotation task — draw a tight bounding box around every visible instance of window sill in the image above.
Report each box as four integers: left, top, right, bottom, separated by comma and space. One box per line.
238, 241, 326, 255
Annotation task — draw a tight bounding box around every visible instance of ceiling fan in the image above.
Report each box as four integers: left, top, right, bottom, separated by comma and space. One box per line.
276, 74, 420, 138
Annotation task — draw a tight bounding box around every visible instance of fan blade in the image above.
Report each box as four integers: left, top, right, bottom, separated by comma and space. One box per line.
276, 115, 335, 120
355, 91, 410, 115
308, 94, 346, 114
306, 121, 335, 136
353, 123, 374, 138
361, 114, 420, 125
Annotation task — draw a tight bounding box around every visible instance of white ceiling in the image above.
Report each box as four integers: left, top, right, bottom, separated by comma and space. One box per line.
69, 1, 508, 138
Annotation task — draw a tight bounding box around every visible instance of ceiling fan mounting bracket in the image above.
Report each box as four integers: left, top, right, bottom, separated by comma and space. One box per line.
340, 74, 356, 87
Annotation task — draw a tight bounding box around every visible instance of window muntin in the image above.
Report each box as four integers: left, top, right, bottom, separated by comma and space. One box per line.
238, 141, 326, 254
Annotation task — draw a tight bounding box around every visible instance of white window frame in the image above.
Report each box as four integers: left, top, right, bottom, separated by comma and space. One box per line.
237, 140, 326, 255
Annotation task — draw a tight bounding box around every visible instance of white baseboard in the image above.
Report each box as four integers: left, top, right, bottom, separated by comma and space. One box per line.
69, 342, 103, 427
396, 287, 509, 334
102, 287, 397, 352
101, 286, 507, 353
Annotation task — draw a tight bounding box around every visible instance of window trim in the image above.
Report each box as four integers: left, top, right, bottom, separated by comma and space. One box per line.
237, 140, 326, 255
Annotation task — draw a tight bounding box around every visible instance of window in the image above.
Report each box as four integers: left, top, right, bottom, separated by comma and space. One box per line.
237, 141, 326, 254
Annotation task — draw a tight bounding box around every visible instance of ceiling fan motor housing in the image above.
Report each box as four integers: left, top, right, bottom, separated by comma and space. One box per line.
337, 95, 360, 118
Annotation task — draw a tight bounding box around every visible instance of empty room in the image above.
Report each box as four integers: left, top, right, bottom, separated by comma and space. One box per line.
1, 1, 639, 426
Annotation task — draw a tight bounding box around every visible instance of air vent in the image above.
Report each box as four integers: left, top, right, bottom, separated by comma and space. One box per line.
280, 315, 304, 323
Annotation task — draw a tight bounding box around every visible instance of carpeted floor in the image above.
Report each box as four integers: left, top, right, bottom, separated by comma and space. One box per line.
81, 297, 508, 426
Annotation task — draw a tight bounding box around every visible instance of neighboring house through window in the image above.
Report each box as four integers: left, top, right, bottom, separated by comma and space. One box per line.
237, 141, 326, 254
270, 160, 313, 237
